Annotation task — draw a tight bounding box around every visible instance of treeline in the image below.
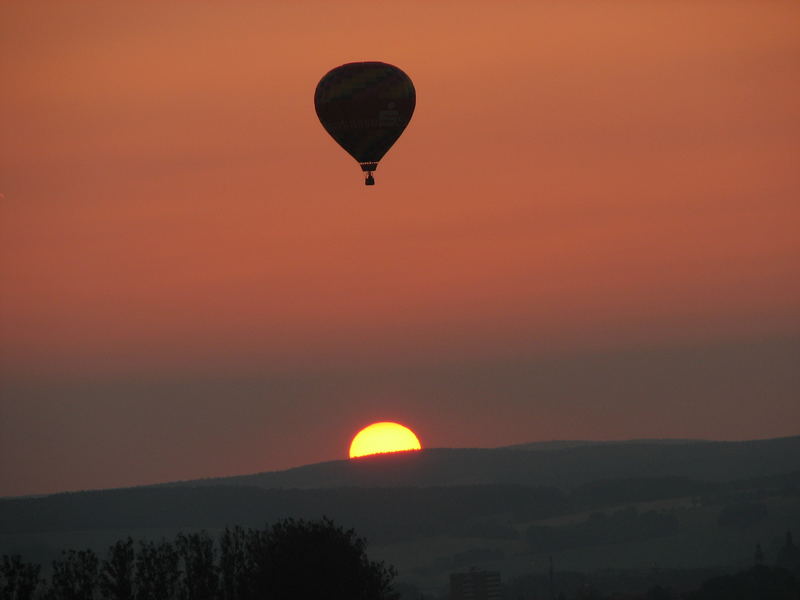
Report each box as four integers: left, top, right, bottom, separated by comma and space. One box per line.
506, 565, 800, 599
527, 506, 679, 553
0, 518, 395, 600
0, 485, 568, 542
4, 473, 798, 545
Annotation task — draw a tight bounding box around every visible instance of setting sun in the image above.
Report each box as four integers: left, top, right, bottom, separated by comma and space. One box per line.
349, 422, 422, 459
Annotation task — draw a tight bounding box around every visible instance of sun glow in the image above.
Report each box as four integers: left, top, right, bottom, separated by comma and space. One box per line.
349, 422, 422, 458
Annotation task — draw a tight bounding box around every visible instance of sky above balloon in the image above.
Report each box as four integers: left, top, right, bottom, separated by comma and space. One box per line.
1, 1, 799, 496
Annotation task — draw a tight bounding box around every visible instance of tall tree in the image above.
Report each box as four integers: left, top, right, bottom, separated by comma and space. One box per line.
135, 541, 179, 600
176, 532, 217, 600
100, 538, 135, 600
250, 517, 396, 600
0, 555, 41, 600
48, 550, 99, 600
218, 527, 251, 600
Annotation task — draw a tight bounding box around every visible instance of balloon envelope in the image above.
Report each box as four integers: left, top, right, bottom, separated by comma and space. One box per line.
314, 62, 415, 181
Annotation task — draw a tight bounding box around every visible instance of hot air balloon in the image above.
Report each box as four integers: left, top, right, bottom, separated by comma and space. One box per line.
314, 62, 415, 185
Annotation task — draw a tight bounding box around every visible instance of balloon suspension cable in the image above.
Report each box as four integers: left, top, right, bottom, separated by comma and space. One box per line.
365, 172, 375, 186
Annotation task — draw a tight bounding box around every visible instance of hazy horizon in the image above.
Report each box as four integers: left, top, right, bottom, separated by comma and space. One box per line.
4, 433, 799, 499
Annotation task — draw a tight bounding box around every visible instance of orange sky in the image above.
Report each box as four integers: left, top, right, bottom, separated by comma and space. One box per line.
1, 1, 799, 496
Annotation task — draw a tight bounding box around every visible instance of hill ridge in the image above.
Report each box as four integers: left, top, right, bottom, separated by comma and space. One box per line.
155, 435, 800, 492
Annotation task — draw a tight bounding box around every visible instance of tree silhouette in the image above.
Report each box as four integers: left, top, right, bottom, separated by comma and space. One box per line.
135, 540, 179, 600
0, 554, 41, 600
219, 527, 251, 600
176, 532, 217, 600
249, 517, 396, 600
690, 565, 799, 599
5, 518, 395, 600
48, 550, 99, 600
100, 538, 134, 600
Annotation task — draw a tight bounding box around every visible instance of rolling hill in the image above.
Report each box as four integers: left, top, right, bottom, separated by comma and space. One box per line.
1, 436, 798, 593
163, 435, 800, 490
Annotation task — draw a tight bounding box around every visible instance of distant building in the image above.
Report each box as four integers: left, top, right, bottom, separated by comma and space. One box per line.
450, 568, 502, 600
755, 543, 765, 565
776, 530, 800, 572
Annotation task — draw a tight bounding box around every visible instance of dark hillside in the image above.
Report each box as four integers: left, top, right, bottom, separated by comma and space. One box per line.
0, 484, 568, 542
2, 436, 798, 586
171, 436, 800, 490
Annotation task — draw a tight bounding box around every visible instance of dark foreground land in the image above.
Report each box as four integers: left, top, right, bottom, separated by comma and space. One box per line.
2, 436, 799, 598
3, 528, 800, 599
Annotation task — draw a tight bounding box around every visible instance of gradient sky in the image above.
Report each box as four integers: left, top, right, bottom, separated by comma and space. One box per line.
1, 1, 798, 497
